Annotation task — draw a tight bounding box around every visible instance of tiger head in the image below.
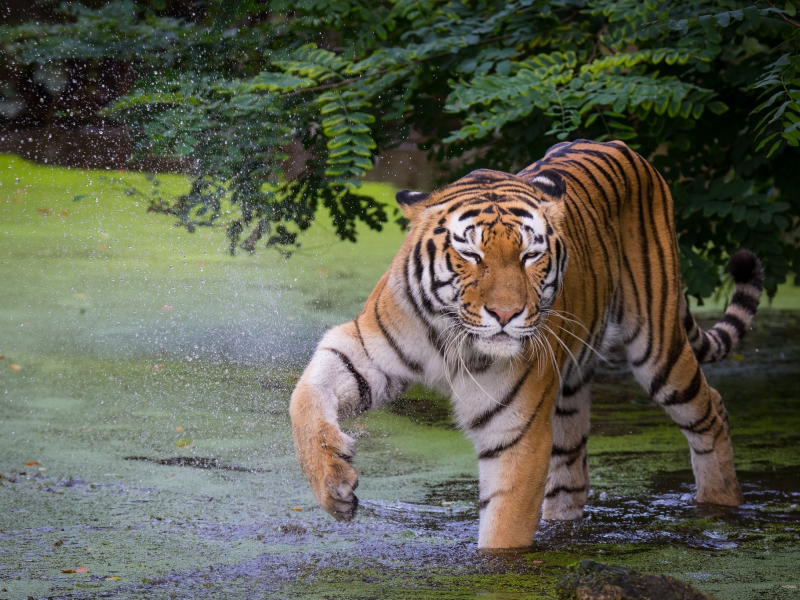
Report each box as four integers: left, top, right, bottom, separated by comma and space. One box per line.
396, 169, 568, 359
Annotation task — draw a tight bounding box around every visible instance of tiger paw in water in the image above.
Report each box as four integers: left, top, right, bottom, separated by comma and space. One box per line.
290, 412, 359, 522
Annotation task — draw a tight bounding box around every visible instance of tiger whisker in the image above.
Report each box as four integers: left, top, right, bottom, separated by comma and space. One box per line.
544, 319, 607, 363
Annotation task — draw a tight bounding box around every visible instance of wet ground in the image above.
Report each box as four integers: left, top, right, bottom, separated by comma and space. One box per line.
1, 155, 799, 599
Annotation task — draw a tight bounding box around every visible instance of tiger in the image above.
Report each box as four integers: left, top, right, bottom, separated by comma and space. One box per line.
289, 139, 763, 549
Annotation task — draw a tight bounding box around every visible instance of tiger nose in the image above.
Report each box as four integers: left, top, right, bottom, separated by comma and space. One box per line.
486, 306, 523, 326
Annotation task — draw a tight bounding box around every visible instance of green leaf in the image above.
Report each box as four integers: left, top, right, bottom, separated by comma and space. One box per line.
347, 112, 376, 124
321, 115, 347, 128
327, 134, 353, 149
767, 139, 782, 157
699, 15, 722, 43
714, 12, 731, 27
324, 123, 351, 137
707, 100, 729, 115
755, 132, 780, 152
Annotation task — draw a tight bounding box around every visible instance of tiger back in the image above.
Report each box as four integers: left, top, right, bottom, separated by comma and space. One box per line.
289, 139, 763, 549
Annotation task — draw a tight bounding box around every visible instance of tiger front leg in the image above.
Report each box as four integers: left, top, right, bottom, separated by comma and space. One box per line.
474, 380, 556, 549
289, 326, 378, 521
290, 387, 360, 520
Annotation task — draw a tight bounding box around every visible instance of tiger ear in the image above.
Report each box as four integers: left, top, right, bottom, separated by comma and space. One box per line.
529, 170, 566, 224
528, 170, 566, 200
396, 189, 431, 220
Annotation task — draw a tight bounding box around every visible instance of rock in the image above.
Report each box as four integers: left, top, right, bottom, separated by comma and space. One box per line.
556, 560, 714, 600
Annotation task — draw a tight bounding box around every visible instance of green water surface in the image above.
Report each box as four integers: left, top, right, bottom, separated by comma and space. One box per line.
1, 155, 799, 599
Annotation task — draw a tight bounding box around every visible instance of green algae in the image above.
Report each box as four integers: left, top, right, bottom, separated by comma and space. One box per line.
1, 155, 800, 599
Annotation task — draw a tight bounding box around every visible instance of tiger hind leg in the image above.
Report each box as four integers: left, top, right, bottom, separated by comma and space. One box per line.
627, 332, 743, 506
542, 372, 592, 520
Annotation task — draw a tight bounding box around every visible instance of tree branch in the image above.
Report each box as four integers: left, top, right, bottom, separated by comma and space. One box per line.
765, 0, 800, 29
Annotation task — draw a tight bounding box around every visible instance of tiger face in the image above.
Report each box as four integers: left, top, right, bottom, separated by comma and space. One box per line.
397, 169, 568, 359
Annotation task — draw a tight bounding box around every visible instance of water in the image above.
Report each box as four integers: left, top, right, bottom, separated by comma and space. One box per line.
1, 155, 799, 599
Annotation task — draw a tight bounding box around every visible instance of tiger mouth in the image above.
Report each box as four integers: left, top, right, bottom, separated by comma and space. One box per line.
490, 332, 513, 339
472, 330, 525, 358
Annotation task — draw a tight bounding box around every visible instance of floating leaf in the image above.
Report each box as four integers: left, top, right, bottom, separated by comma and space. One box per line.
25, 461, 39, 466
61, 565, 89, 574
175, 438, 192, 448
10, 364, 22, 371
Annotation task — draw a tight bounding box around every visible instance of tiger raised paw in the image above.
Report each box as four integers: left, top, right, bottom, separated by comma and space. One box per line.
289, 139, 763, 549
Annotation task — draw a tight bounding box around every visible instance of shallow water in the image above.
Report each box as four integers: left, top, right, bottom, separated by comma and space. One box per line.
1, 156, 799, 599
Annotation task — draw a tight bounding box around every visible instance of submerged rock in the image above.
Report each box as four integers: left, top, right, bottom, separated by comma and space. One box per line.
556, 560, 713, 600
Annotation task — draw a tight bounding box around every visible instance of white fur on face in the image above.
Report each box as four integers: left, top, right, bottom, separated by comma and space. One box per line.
518, 212, 549, 265
448, 214, 484, 265
473, 333, 524, 358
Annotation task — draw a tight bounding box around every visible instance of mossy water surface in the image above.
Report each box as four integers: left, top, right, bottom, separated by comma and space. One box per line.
1, 155, 799, 599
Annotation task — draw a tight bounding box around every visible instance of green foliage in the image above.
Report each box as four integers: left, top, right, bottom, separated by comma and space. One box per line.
3, 0, 800, 296
752, 52, 800, 155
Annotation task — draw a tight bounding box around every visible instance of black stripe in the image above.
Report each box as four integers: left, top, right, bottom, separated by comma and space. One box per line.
468, 368, 532, 430
682, 301, 696, 333
552, 436, 588, 466
403, 257, 448, 359
694, 333, 711, 362
555, 406, 579, 417
373, 284, 424, 374
353, 317, 371, 360
719, 313, 746, 337
692, 446, 715, 456
374, 307, 423, 374
323, 348, 372, 412
478, 377, 552, 460
561, 367, 595, 398
710, 327, 732, 354
426, 238, 448, 305
508, 207, 533, 218
412, 241, 436, 315
648, 339, 684, 398
551, 435, 587, 457
730, 290, 759, 313
458, 209, 481, 221
661, 367, 703, 407
677, 398, 714, 432
626, 150, 656, 368
621, 256, 642, 343
578, 149, 626, 199
545, 485, 586, 499
683, 414, 719, 435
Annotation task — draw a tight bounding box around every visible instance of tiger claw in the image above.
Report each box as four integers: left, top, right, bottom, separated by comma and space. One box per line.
321, 460, 359, 521
330, 494, 359, 521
